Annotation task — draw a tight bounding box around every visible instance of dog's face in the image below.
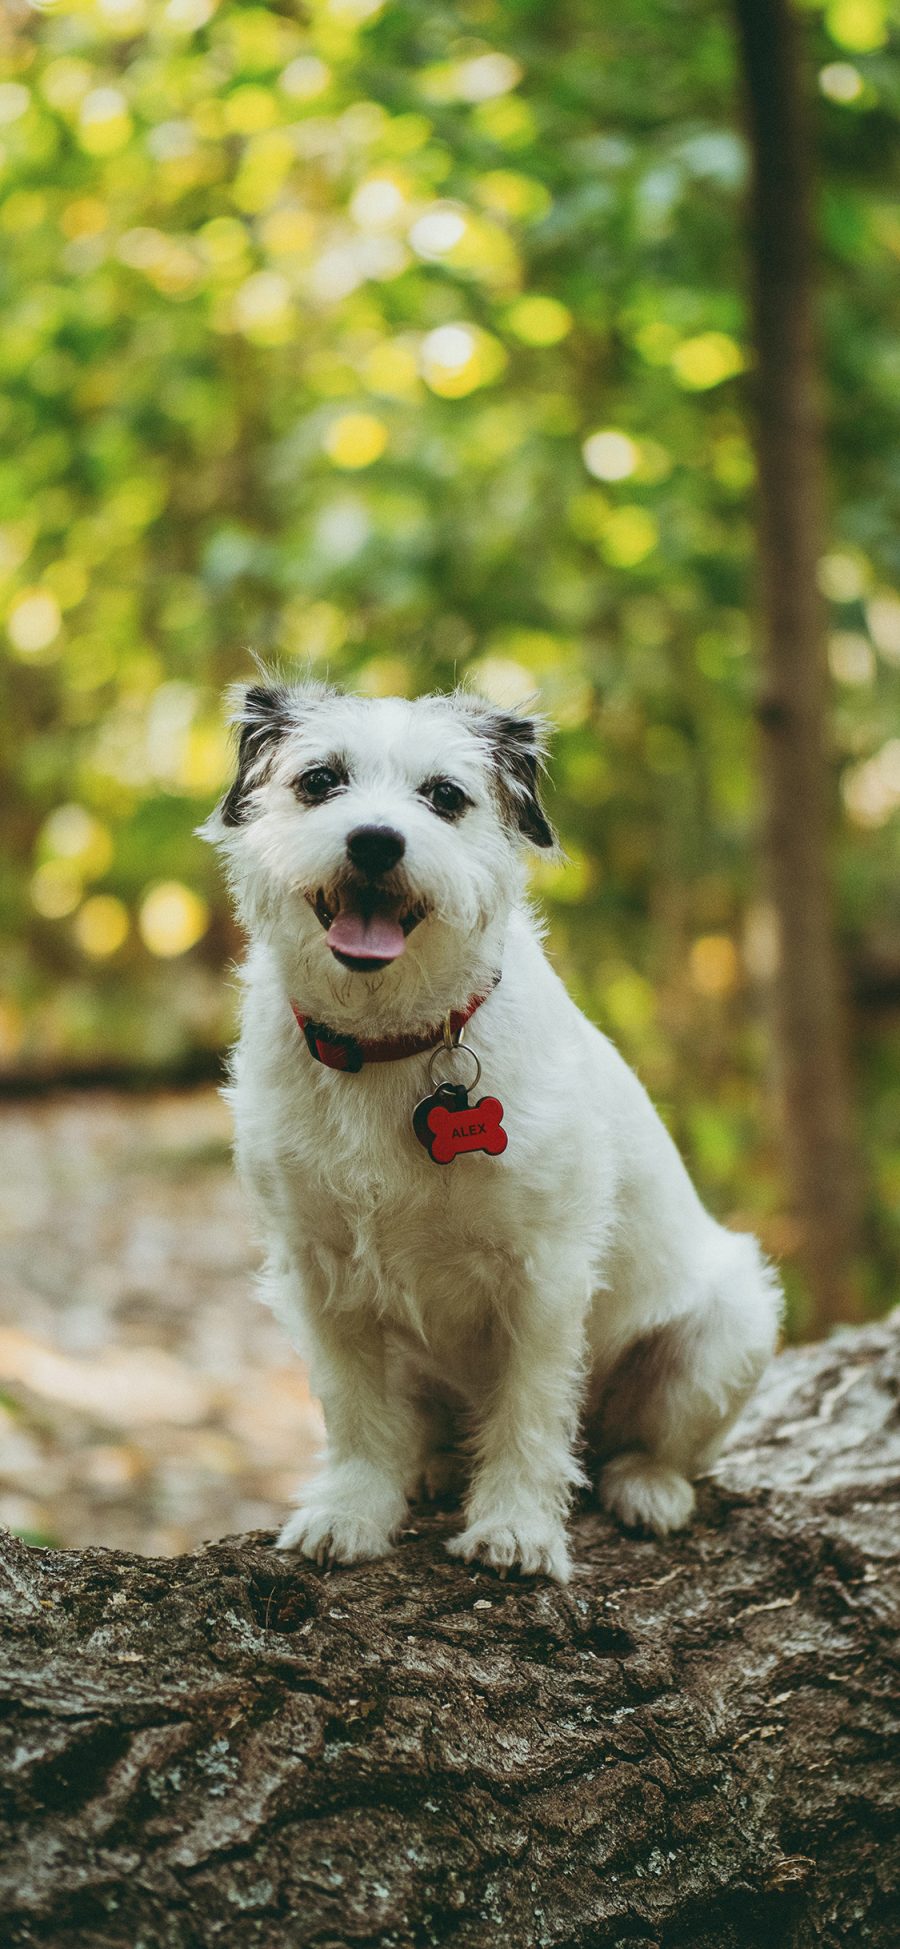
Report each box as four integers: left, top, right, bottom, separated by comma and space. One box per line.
205, 683, 554, 1025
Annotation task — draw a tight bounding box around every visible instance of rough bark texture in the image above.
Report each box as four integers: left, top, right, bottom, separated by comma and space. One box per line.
1, 1319, 898, 1949
732, 0, 863, 1324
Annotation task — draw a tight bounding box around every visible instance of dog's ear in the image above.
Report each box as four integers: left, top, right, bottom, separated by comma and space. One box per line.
219, 683, 293, 828
478, 708, 556, 849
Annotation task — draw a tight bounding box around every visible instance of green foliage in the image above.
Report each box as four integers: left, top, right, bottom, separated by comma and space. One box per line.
1, 0, 898, 1305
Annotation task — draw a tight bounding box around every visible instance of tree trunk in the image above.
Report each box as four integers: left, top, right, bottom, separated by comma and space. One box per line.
732, 0, 863, 1326
2, 1318, 898, 1948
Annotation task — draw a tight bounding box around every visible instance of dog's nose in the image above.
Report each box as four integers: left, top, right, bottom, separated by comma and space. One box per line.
345, 825, 406, 877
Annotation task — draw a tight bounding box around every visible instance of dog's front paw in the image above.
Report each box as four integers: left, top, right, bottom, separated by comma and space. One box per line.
446, 1512, 571, 1583
277, 1466, 406, 1565
600, 1454, 695, 1535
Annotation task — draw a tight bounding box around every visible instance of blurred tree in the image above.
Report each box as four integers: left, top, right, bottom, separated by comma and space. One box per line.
734, 0, 864, 1322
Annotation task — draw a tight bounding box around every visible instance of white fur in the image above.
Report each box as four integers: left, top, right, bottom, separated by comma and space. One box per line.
206, 686, 782, 1583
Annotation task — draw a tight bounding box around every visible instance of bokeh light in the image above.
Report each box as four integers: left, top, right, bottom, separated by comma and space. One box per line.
420, 323, 506, 396
74, 895, 130, 958
39, 808, 113, 878
31, 863, 82, 920
7, 590, 62, 655
323, 412, 389, 468
138, 884, 211, 958
820, 62, 865, 101
690, 935, 740, 998
505, 295, 572, 345
670, 333, 745, 390
582, 430, 640, 482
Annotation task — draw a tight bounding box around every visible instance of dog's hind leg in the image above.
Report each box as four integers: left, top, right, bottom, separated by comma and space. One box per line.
399, 1382, 469, 1505
590, 1231, 781, 1536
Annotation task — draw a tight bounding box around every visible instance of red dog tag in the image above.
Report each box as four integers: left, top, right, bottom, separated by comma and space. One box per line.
413, 1084, 508, 1165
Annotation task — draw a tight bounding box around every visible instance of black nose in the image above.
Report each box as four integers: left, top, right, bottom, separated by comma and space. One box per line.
346, 825, 406, 877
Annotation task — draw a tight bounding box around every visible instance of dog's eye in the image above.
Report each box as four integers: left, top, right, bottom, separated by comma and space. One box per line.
421, 777, 470, 821
294, 764, 346, 803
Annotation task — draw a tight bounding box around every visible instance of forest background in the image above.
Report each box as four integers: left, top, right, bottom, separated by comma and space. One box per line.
1, 0, 899, 1344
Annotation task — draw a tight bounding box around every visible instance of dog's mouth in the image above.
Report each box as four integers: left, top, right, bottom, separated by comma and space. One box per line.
308, 885, 428, 973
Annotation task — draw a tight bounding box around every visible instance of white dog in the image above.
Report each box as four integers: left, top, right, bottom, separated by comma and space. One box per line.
205, 678, 781, 1582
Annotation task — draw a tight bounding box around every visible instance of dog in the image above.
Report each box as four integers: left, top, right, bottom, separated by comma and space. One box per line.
204, 678, 781, 1582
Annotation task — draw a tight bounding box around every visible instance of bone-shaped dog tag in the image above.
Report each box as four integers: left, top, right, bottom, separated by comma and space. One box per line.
413, 1083, 508, 1166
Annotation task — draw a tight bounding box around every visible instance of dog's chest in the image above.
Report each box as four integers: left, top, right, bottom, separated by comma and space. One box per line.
282, 1064, 526, 1299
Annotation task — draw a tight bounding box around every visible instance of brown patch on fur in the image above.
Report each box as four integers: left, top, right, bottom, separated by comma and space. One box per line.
454, 698, 555, 848
583, 1320, 693, 1468
221, 685, 293, 826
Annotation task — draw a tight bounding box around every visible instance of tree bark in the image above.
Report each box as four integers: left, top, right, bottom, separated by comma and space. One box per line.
732, 0, 863, 1326
1, 1318, 899, 1948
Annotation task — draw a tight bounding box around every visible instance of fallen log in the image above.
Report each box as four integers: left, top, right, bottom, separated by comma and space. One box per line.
1, 1317, 898, 1948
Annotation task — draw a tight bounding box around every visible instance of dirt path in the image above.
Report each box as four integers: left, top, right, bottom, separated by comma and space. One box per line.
0, 1091, 321, 1555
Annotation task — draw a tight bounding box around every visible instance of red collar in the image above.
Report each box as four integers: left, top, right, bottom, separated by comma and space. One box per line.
291, 979, 499, 1073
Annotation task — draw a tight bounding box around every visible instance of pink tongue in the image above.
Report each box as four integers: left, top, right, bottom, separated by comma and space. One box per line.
327, 909, 406, 964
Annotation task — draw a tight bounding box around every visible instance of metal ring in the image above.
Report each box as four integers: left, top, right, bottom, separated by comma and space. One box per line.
428, 1040, 482, 1093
